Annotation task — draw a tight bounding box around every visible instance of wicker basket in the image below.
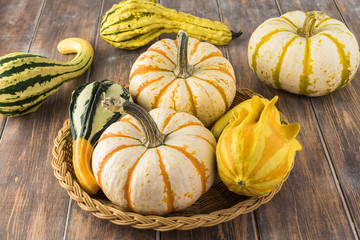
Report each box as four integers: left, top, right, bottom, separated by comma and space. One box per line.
51, 87, 292, 231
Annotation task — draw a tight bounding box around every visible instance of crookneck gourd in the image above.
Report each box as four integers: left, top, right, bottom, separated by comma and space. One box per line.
248, 11, 360, 96
216, 96, 302, 196
92, 97, 216, 215
129, 30, 236, 127
100, 0, 242, 50
69, 80, 132, 195
0, 38, 94, 116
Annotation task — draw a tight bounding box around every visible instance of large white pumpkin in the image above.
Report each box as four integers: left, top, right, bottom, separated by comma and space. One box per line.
248, 11, 360, 96
92, 98, 216, 215
129, 31, 236, 127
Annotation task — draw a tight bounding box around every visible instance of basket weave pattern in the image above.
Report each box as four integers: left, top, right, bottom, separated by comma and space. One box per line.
51, 87, 292, 231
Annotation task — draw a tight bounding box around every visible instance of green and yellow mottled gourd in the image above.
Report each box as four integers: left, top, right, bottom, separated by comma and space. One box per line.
0, 38, 93, 116
216, 96, 302, 196
100, 0, 242, 50
248, 11, 360, 96
69, 80, 133, 195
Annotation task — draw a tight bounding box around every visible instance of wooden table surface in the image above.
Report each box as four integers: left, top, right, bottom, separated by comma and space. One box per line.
1, 0, 360, 239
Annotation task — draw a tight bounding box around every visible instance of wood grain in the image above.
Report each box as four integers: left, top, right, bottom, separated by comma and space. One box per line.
277, 0, 360, 236
0, 0, 102, 239
219, 0, 357, 239
65, 200, 157, 240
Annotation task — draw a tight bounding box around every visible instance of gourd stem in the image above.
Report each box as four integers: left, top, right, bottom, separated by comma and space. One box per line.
173, 30, 193, 78
102, 97, 166, 148
231, 30, 243, 39
297, 11, 326, 38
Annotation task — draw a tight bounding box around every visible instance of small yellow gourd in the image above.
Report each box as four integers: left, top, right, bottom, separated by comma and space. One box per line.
216, 96, 302, 196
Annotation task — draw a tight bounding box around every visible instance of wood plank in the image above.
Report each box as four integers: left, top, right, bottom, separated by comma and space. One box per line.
0, 0, 102, 239
278, 0, 360, 235
162, 216, 258, 240
219, 0, 357, 239
65, 200, 156, 240
64, 0, 157, 238
0, 0, 43, 55
160, 0, 256, 239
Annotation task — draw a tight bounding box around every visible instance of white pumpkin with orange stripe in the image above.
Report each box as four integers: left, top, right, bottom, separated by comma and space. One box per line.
92, 97, 216, 215
129, 30, 236, 127
248, 11, 360, 96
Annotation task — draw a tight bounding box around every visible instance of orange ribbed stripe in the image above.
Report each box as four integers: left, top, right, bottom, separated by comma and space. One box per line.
161, 112, 177, 132
194, 51, 223, 66
168, 122, 203, 134
123, 150, 147, 211
156, 149, 174, 213
154, 78, 177, 108
130, 65, 172, 80
120, 118, 141, 133
134, 75, 165, 101
148, 47, 175, 66
190, 41, 201, 56
184, 80, 197, 116
192, 75, 228, 110
166, 145, 208, 194
98, 133, 138, 142
97, 144, 138, 188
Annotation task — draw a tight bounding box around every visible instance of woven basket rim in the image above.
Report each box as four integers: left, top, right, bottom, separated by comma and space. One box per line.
51, 87, 293, 231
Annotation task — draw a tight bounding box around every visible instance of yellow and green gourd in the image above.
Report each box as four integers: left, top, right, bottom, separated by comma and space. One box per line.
215, 96, 302, 196
100, 0, 242, 50
0, 38, 94, 116
248, 11, 360, 96
69, 80, 133, 195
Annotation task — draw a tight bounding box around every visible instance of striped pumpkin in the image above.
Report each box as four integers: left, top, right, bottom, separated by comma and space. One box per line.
69, 80, 132, 195
129, 31, 236, 127
0, 38, 93, 116
93, 98, 216, 215
216, 96, 302, 196
248, 11, 360, 96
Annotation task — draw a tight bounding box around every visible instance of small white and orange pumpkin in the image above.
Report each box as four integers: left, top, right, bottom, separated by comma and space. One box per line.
129, 31, 236, 127
92, 97, 216, 215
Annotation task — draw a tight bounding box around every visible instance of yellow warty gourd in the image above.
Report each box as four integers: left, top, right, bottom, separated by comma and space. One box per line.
100, 0, 242, 49
216, 96, 302, 196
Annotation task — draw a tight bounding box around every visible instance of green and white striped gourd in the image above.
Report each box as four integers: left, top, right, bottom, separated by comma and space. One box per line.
0, 38, 94, 116
100, 0, 242, 50
69, 80, 133, 195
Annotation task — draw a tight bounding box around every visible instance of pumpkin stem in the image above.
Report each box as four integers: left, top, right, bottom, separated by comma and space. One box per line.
298, 11, 326, 38
173, 30, 193, 78
102, 97, 166, 148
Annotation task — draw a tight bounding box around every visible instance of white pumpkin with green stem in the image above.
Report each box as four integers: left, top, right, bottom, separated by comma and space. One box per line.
248, 11, 360, 96
92, 97, 216, 215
